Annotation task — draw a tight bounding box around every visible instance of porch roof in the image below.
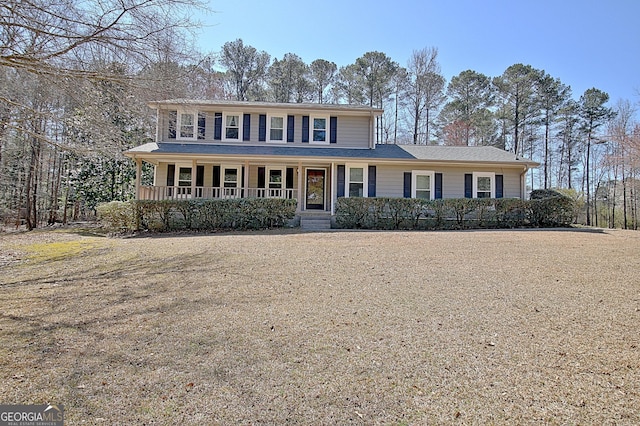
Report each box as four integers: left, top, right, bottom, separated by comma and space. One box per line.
126, 142, 415, 159
125, 142, 538, 167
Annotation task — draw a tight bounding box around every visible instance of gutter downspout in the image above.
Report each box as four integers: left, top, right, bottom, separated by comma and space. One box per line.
369, 112, 375, 149
520, 166, 529, 199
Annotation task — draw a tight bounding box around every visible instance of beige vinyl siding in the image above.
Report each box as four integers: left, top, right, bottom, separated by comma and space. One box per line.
159, 110, 169, 141
373, 165, 406, 197
372, 164, 524, 199
334, 116, 370, 148
502, 171, 522, 198
156, 162, 169, 186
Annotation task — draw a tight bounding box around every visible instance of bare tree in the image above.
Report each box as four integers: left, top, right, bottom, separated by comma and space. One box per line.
405, 47, 446, 144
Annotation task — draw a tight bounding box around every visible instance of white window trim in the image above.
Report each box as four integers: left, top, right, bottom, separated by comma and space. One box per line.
176, 110, 197, 141
222, 112, 241, 142
411, 170, 435, 200
267, 114, 286, 143
310, 115, 329, 145
222, 164, 242, 188
472, 172, 495, 199
177, 166, 192, 187
266, 166, 286, 188
345, 163, 368, 198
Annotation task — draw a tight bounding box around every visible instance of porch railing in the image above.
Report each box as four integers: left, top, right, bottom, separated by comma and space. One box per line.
139, 186, 298, 201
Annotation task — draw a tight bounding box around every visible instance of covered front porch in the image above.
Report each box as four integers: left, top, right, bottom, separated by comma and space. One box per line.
132, 157, 335, 214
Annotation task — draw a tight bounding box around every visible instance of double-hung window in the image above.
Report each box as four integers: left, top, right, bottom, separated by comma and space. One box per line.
177, 167, 192, 196
268, 169, 283, 189
178, 167, 192, 187
268, 115, 285, 142
311, 116, 328, 144
412, 171, 435, 199
169, 110, 205, 141
179, 112, 194, 139
473, 172, 495, 198
224, 168, 239, 188
346, 164, 368, 197
224, 114, 240, 141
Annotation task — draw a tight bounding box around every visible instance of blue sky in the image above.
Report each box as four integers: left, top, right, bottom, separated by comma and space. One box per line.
198, 0, 639, 107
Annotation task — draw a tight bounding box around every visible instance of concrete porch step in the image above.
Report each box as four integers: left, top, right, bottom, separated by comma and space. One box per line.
300, 216, 332, 230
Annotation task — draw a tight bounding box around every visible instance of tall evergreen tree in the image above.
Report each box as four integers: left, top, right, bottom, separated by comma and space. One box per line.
535, 73, 571, 188
220, 39, 271, 101
579, 88, 616, 225
268, 53, 310, 103
438, 70, 495, 146
309, 59, 337, 104
493, 64, 541, 155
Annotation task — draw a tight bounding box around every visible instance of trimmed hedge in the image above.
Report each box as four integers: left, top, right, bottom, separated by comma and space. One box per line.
335, 191, 574, 230
97, 198, 298, 233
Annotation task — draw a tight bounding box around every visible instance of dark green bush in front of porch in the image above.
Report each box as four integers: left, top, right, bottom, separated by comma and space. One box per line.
335, 191, 574, 230
97, 198, 298, 232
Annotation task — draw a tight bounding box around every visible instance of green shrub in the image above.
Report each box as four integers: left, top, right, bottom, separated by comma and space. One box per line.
528, 189, 575, 227
96, 201, 137, 232
99, 198, 297, 233
335, 194, 574, 230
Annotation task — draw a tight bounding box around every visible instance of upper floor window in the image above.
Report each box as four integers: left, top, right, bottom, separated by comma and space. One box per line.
412, 171, 434, 199
473, 172, 495, 198
269, 115, 285, 142
224, 114, 240, 140
180, 113, 194, 138
169, 110, 205, 140
312, 116, 328, 144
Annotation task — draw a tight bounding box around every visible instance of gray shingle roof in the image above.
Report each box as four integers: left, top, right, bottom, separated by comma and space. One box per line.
398, 145, 533, 163
147, 99, 383, 114
126, 142, 538, 166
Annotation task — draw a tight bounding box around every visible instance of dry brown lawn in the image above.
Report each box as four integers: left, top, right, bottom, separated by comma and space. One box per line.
1, 227, 639, 425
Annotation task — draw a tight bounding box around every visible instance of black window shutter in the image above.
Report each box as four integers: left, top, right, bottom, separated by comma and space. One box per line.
496, 174, 504, 198
167, 164, 175, 186
368, 165, 376, 197
435, 173, 443, 199
243, 114, 251, 141
196, 165, 204, 186
337, 165, 345, 197
212, 165, 221, 187
168, 111, 177, 139
301, 116, 309, 143
403, 172, 411, 198
330, 116, 338, 144
197, 112, 206, 140
286, 168, 294, 189
287, 115, 295, 143
214, 112, 222, 140
258, 167, 266, 188
258, 114, 266, 141
464, 173, 473, 198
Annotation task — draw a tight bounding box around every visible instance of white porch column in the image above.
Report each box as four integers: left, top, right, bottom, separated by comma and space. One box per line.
135, 157, 142, 200
331, 162, 336, 215
192, 159, 197, 197
244, 160, 250, 198
297, 161, 303, 212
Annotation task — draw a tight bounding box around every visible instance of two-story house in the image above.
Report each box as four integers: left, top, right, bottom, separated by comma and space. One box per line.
125, 100, 537, 218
